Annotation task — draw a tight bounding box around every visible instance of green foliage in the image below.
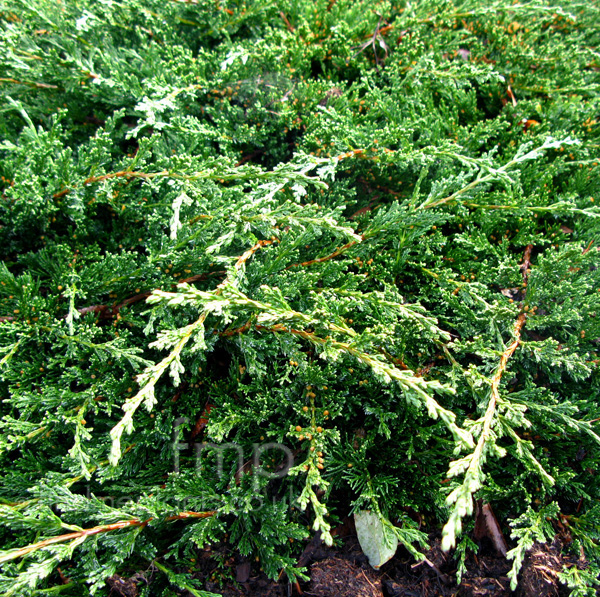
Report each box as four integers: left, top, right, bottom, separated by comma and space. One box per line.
1, 0, 600, 594
506, 502, 559, 589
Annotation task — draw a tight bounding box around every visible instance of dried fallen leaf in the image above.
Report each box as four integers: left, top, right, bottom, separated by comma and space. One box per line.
474, 500, 508, 557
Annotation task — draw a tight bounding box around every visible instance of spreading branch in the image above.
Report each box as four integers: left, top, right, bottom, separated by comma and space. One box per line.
109, 240, 273, 466
0, 510, 215, 565
441, 245, 533, 551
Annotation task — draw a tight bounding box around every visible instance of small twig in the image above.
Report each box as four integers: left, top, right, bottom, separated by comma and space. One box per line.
492, 314, 527, 404
361, 23, 394, 39
0, 77, 59, 89
380, 348, 409, 370
53, 169, 169, 199
165, 510, 216, 521
190, 401, 213, 440
519, 243, 534, 284
235, 149, 264, 167
279, 11, 295, 33
286, 238, 362, 269
351, 16, 389, 72
506, 85, 518, 107
234, 239, 274, 268
361, 569, 379, 590
221, 319, 253, 337
411, 557, 452, 585
0, 271, 226, 324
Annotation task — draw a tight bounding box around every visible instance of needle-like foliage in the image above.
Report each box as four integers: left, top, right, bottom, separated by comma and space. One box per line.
1, 0, 599, 594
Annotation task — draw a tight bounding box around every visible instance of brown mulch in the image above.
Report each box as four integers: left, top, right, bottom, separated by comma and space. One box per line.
107, 524, 590, 597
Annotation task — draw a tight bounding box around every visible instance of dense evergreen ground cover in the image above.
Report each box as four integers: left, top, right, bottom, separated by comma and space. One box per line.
1, 0, 600, 594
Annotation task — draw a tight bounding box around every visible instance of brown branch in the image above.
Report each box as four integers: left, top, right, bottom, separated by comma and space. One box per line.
52, 188, 72, 199
0, 510, 216, 565
82, 170, 167, 186
256, 324, 317, 342
442, 309, 527, 549
0, 272, 227, 325
77, 292, 151, 320
0, 519, 150, 564
445, 243, 532, 528
170, 381, 189, 404
107, 271, 226, 317
0, 77, 59, 89
495, 244, 531, 389
279, 11, 295, 33
362, 23, 394, 39
287, 238, 362, 269
165, 510, 216, 521
411, 557, 452, 585
221, 319, 252, 337
582, 240, 594, 255
51, 146, 368, 201
179, 271, 226, 285
190, 402, 213, 441
235, 149, 265, 167
519, 243, 533, 284
233, 239, 274, 269
53, 170, 169, 200
380, 348, 409, 370
491, 312, 527, 402
356, 176, 402, 198
38, 246, 262, 326
352, 16, 390, 72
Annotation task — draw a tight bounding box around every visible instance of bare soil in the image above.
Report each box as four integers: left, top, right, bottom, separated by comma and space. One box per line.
305, 536, 578, 597
107, 520, 590, 597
